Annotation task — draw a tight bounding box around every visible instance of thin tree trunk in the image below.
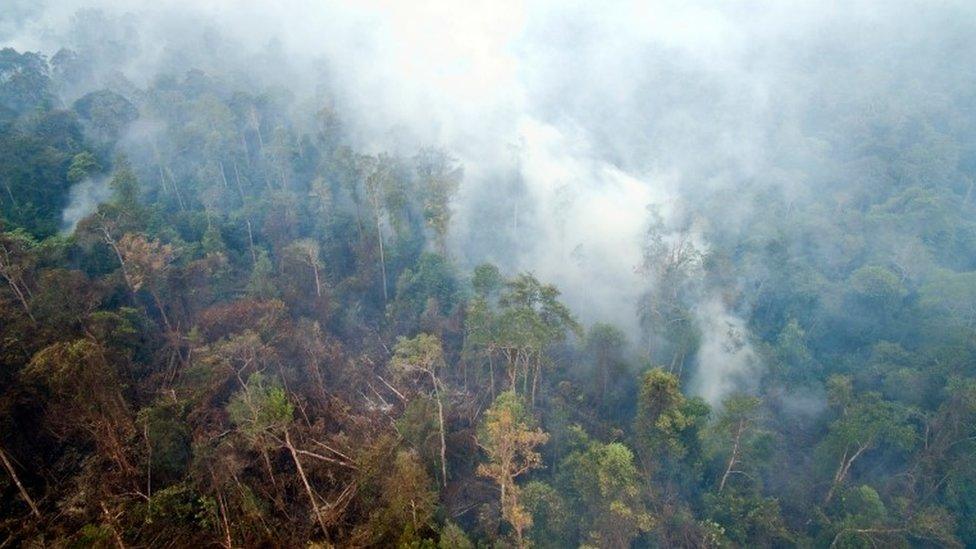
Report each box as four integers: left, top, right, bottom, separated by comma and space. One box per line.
102, 227, 134, 292
245, 219, 257, 266
149, 289, 172, 333
531, 360, 540, 407
161, 165, 186, 212
824, 443, 870, 505
1, 179, 16, 207
0, 267, 35, 323
218, 161, 229, 189
233, 161, 246, 200
157, 164, 170, 195
145, 423, 152, 515
251, 109, 265, 151
0, 446, 40, 518
310, 259, 322, 298
100, 501, 127, 549
488, 352, 496, 398
260, 448, 278, 491
217, 491, 233, 549
719, 420, 744, 493
283, 429, 329, 538
430, 372, 448, 488
375, 218, 388, 303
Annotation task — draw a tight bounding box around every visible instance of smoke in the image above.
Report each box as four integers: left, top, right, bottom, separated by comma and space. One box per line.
61, 176, 111, 234
690, 297, 760, 406
6, 0, 976, 403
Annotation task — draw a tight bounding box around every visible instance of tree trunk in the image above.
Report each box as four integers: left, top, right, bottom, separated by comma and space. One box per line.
488, 352, 496, 398
245, 219, 257, 266
375, 217, 388, 303
102, 227, 134, 291
283, 429, 329, 538
431, 372, 448, 488
100, 501, 127, 549
0, 266, 35, 323
233, 161, 246, 200
1, 179, 16, 207
824, 443, 870, 505
161, 165, 186, 211
0, 446, 40, 518
719, 419, 744, 493
217, 491, 234, 549
218, 161, 229, 189
150, 288, 172, 333
310, 258, 322, 298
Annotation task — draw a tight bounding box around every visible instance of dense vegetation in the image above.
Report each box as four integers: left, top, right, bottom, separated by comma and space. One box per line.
2, 27, 976, 549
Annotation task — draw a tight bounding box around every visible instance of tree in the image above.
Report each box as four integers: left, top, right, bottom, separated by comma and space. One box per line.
705, 394, 764, 494
477, 391, 549, 548
116, 233, 177, 331
246, 249, 279, 299
521, 481, 572, 548
0, 230, 37, 322
414, 148, 462, 254
560, 439, 653, 548
819, 375, 917, 505
0, 445, 40, 518
390, 334, 450, 487
496, 273, 581, 402
392, 252, 460, 323
72, 89, 138, 143
24, 338, 136, 476
67, 151, 100, 184
633, 368, 707, 477
360, 154, 397, 303
227, 372, 328, 538
825, 485, 960, 548
638, 209, 703, 370
108, 157, 142, 218
439, 521, 474, 549
357, 450, 438, 545
585, 323, 626, 410
284, 238, 325, 298
0, 48, 53, 114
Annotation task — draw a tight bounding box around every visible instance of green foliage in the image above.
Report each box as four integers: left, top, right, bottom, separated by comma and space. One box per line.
559, 438, 653, 547
634, 368, 708, 471
702, 490, 792, 546
67, 151, 99, 184
246, 249, 279, 298
471, 262, 502, 298
108, 157, 141, 213
227, 372, 294, 442
358, 450, 438, 546
393, 252, 460, 318
522, 481, 572, 548
0, 48, 53, 114
438, 521, 474, 549
848, 266, 907, 311
3, 28, 976, 549
137, 400, 191, 485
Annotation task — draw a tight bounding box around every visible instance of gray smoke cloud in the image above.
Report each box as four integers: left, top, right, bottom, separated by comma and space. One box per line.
61, 176, 111, 234
6, 0, 976, 403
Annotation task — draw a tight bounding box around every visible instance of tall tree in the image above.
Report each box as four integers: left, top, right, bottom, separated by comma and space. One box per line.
477, 391, 549, 548
390, 333, 450, 487
819, 375, 917, 505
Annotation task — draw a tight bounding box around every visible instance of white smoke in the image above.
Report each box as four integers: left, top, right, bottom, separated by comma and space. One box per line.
690, 297, 761, 406
61, 176, 111, 234
7, 0, 975, 403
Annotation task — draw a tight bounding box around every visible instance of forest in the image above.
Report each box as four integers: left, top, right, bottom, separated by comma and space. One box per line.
2, 3, 976, 548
